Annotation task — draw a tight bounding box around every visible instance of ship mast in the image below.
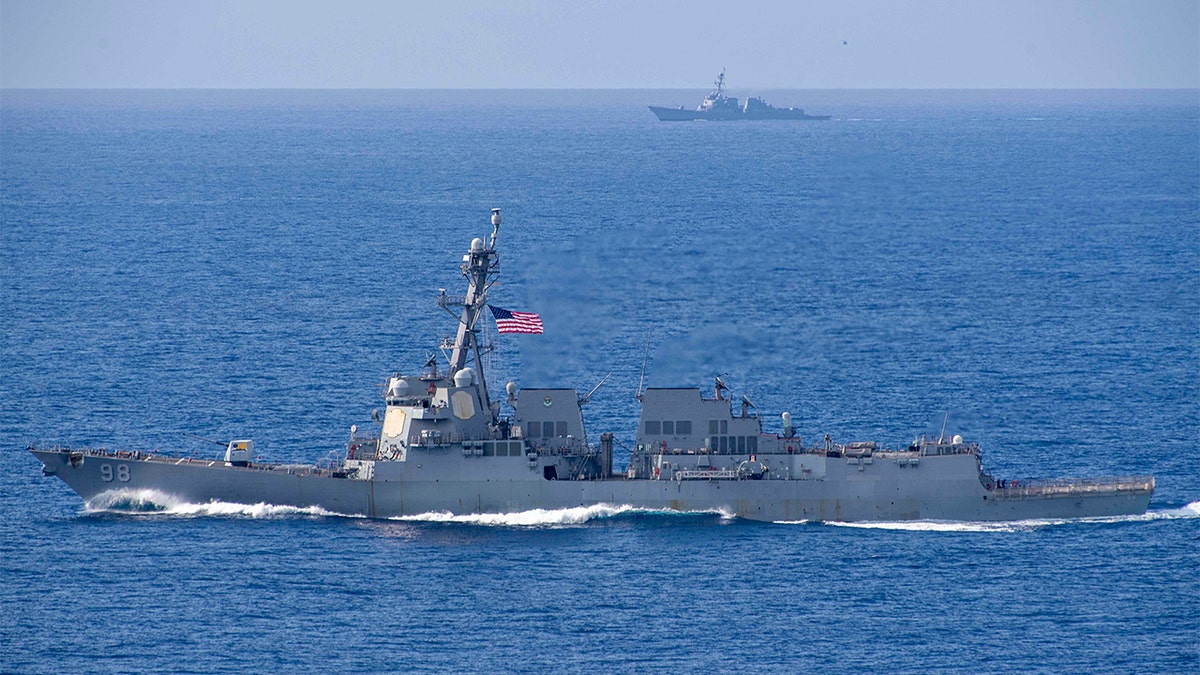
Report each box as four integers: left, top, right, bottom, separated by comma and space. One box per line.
442, 208, 502, 416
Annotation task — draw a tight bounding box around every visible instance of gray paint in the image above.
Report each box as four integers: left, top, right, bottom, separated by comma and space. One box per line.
649, 71, 831, 121
29, 211, 1154, 522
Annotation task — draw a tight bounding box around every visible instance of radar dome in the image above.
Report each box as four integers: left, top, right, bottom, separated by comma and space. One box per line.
388, 377, 410, 398
781, 412, 792, 423
454, 368, 476, 387
952, 434, 963, 445
506, 381, 518, 396
471, 238, 485, 252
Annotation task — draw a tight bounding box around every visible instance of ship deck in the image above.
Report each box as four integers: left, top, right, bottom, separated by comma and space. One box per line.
32, 445, 338, 478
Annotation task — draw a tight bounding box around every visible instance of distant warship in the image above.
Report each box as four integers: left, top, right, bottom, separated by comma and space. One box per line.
31, 209, 1153, 522
649, 70, 831, 121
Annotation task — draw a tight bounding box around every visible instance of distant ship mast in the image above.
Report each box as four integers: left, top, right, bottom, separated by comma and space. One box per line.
712, 68, 726, 99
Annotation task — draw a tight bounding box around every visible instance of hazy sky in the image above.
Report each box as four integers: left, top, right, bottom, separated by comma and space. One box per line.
1, 0, 1197, 88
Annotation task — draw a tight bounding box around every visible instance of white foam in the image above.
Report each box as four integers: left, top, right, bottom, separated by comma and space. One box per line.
83, 492, 733, 525
162, 501, 346, 519
82, 491, 1198, 529
393, 503, 735, 527
83, 488, 354, 519
85, 488, 181, 512
824, 520, 1038, 533
1142, 500, 1200, 520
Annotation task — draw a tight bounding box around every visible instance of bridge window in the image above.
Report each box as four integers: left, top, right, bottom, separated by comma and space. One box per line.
747, 436, 757, 453
719, 436, 728, 452
543, 421, 555, 438
645, 421, 661, 435
527, 423, 540, 438
709, 420, 719, 434
737, 437, 746, 453
676, 421, 692, 435
662, 421, 675, 435
556, 421, 567, 437
720, 420, 728, 434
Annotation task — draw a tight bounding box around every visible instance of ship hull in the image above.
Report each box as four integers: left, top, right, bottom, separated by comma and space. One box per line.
648, 105, 831, 122
32, 448, 1153, 523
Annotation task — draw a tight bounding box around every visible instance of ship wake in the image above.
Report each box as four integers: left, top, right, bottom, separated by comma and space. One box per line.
792, 501, 1200, 532
392, 503, 736, 527
83, 488, 355, 519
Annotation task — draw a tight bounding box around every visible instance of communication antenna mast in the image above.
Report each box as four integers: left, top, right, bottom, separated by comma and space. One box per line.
636, 327, 652, 401
579, 372, 612, 406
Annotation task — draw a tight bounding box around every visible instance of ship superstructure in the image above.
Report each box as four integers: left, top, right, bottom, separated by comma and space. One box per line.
31, 210, 1153, 522
649, 70, 831, 121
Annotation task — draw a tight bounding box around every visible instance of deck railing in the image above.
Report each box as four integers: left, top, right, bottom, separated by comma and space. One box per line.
992, 476, 1154, 500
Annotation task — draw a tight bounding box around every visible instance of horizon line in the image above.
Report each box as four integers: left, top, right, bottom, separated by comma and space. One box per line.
3, 85, 1198, 92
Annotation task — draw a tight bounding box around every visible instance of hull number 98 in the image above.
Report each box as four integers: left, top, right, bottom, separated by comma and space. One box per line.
100, 464, 130, 482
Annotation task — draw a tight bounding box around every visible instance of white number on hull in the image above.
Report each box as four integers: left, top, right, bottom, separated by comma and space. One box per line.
100, 464, 131, 482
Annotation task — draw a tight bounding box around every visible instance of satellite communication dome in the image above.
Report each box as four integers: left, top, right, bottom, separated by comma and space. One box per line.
454, 368, 476, 387
471, 238, 485, 252
952, 434, 963, 445
388, 377, 410, 398
506, 381, 518, 396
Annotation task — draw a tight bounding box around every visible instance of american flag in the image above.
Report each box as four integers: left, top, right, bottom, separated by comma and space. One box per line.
488, 305, 543, 334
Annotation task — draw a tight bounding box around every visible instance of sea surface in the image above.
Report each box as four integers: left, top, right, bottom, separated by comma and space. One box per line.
2, 88, 1198, 673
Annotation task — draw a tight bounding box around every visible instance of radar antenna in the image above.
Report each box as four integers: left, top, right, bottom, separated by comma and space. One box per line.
741, 394, 756, 418
489, 207, 502, 250
715, 374, 729, 401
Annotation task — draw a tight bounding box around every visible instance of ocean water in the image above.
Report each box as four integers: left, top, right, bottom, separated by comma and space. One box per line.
1, 88, 1197, 673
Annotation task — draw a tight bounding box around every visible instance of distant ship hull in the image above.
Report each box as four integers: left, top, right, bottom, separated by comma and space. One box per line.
649, 71, 830, 121
648, 105, 831, 122
32, 447, 1153, 523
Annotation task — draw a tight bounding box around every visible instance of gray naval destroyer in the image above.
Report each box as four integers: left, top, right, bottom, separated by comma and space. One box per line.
31, 209, 1154, 522
649, 70, 831, 121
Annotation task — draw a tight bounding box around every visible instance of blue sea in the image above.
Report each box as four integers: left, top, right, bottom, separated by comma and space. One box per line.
2, 88, 1198, 673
